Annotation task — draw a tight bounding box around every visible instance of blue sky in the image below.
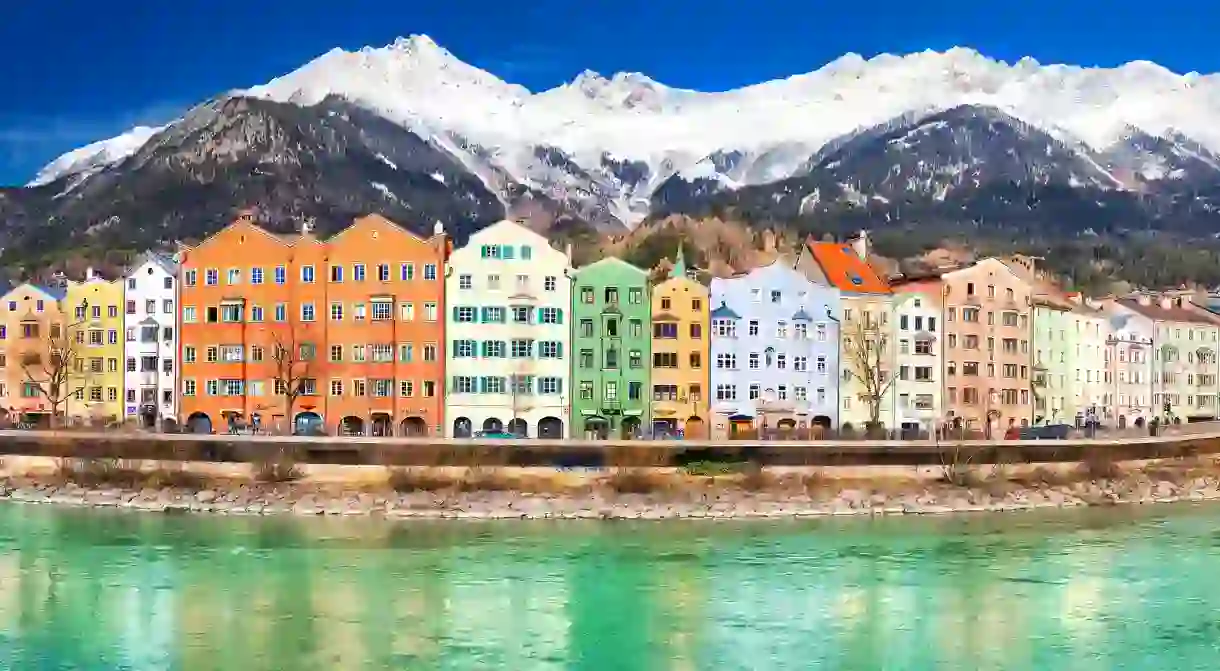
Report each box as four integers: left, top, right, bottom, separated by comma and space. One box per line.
2, 0, 1217, 185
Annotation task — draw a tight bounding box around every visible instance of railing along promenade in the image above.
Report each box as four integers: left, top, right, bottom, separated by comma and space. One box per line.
0, 429, 1217, 469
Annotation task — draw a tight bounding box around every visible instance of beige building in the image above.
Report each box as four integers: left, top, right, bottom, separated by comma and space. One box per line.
896, 257, 1035, 434
0, 282, 75, 425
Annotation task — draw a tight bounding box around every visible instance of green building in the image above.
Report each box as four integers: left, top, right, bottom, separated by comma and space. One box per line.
571, 258, 651, 438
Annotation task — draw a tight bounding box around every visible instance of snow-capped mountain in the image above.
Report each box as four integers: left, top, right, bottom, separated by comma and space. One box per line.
31, 35, 1220, 226
11, 34, 1220, 276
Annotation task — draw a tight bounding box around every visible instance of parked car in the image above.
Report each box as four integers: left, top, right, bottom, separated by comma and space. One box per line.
1007, 424, 1072, 440
473, 430, 519, 439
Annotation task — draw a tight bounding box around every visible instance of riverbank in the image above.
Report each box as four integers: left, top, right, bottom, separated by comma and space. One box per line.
3, 454, 1220, 519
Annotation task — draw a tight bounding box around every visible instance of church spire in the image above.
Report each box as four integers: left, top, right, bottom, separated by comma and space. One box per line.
670, 244, 687, 279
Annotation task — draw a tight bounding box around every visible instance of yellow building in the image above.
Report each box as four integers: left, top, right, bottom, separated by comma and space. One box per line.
64, 273, 125, 424
649, 248, 710, 438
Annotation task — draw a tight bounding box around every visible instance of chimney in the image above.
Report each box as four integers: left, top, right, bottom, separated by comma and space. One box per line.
1138, 294, 1152, 306
565, 242, 573, 260
1160, 296, 1173, 309
85, 266, 94, 280
852, 230, 870, 260
433, 220, 444, 237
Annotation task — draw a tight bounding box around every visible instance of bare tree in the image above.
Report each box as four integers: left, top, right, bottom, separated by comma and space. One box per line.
843, 318, 896, 433
19, 317, 89, 426
270, 329, 315, 434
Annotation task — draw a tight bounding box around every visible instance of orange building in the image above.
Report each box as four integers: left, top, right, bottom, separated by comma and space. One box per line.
178, 212, 446, 436
321, 214, 446, 437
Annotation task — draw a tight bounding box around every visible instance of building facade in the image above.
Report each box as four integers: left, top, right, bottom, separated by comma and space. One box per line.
902, 258, 1034, 434
1117, 294, 1220, 423
444, 220, 572, 438
178, 213, 328, 435
571, 257, 650, 439
122, 253, 179, 428
322, 215, 447, 437
1103, 301, 1156, 427
709, 259, 840, 438
0, 283, 68, 424
649, 249, 709, 439
65, 274, 125, 424
1033, 299, 1073, 424
797, 234, 895, 431
892, 292, 942, 433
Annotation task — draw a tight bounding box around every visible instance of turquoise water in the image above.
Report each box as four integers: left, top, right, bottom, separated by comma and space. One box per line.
1, 504, 1219, 670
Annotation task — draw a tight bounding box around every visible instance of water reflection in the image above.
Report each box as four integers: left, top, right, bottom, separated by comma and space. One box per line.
0, 506, 1218, 670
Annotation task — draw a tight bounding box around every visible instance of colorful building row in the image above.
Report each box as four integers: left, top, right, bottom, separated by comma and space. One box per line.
3, 215, 1220, 437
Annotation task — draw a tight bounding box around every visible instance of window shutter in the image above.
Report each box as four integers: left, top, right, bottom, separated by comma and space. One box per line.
556, 308, 564, 325
451, 306, 461, 321
556, 342, 564, 358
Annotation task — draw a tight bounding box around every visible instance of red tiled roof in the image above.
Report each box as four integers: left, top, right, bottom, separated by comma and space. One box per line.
806, 241, 892, 294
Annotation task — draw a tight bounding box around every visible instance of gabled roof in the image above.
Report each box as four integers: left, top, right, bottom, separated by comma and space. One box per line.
710, 301, 741, 319
3, 282, 66, 303
806, 240, 892, 294
132, 251, 179, 276
1118, 297, 1220, 325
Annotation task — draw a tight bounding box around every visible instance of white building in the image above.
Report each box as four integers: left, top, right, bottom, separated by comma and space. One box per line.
444, 220, 572, 438
122, 252, 179, 428
1102, 300, 1155, 427
891, 292, 942, 434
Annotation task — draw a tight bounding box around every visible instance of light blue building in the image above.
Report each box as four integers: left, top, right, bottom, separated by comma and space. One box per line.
709, 259, 841, 438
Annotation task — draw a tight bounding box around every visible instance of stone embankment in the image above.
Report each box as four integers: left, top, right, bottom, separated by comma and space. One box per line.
3, 462, 1219, 520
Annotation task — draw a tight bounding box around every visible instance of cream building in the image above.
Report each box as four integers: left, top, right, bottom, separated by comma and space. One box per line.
444, 220, 572, 438
892, 291, 942, 434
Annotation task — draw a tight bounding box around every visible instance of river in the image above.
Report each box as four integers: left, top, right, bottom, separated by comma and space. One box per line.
0, 503, 1217, 670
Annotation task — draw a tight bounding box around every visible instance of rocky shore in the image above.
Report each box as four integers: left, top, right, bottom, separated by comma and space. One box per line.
3, 469, 1220, 520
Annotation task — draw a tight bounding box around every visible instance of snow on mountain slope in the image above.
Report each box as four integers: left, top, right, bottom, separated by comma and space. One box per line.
30, 36, 1220, 226
28, 125, 163, 187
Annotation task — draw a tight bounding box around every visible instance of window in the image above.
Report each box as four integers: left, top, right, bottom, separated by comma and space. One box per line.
301, 265, 315, 283
301, 303, 316, 321
539, 377, 561, 395
579, 382, 594, 400
716, 353, 737, 369
454, 339, 476, 357
545, 276, 557, 291
512, 306, 531, 324
454, 307, 476, 323
371, 301, 392, 321
716, 385, 737, 401
483, 340, 506, 358
424, 303, 437, 321
205, 269, 218, 286
275, 266, 286, 285
399, 380, 414, 397
653, 352, 678, 368
184, 269, 197, 286
353, 264, 366, 281
539, 307, 562, 324
690, 353, 702, 368
226, 268, 241, 285
330, 265, 344, 283
630, 350, 643, 368
539, 341, 562, 359
275, 303, 287, 322
221, 304, 242, 323
424, 264, 437, 280
713, 319, 736, 338
377, 264, 390, 282
400, 263, 415, 281
749, 320, 759, 336
459, 274, 472, 289
481, 307, 504, 323
580, 319, 594, 338
511, 339, 534, 358
653, 322, 678, 338
580, 287, 594, 304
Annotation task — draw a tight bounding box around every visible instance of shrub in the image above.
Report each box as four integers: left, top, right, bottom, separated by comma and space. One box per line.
387, 467, 455, 492
604, 468, 667, 494
252, 447, 302, 483
1079, 447, 1123, 481
681, 460, 742, 477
